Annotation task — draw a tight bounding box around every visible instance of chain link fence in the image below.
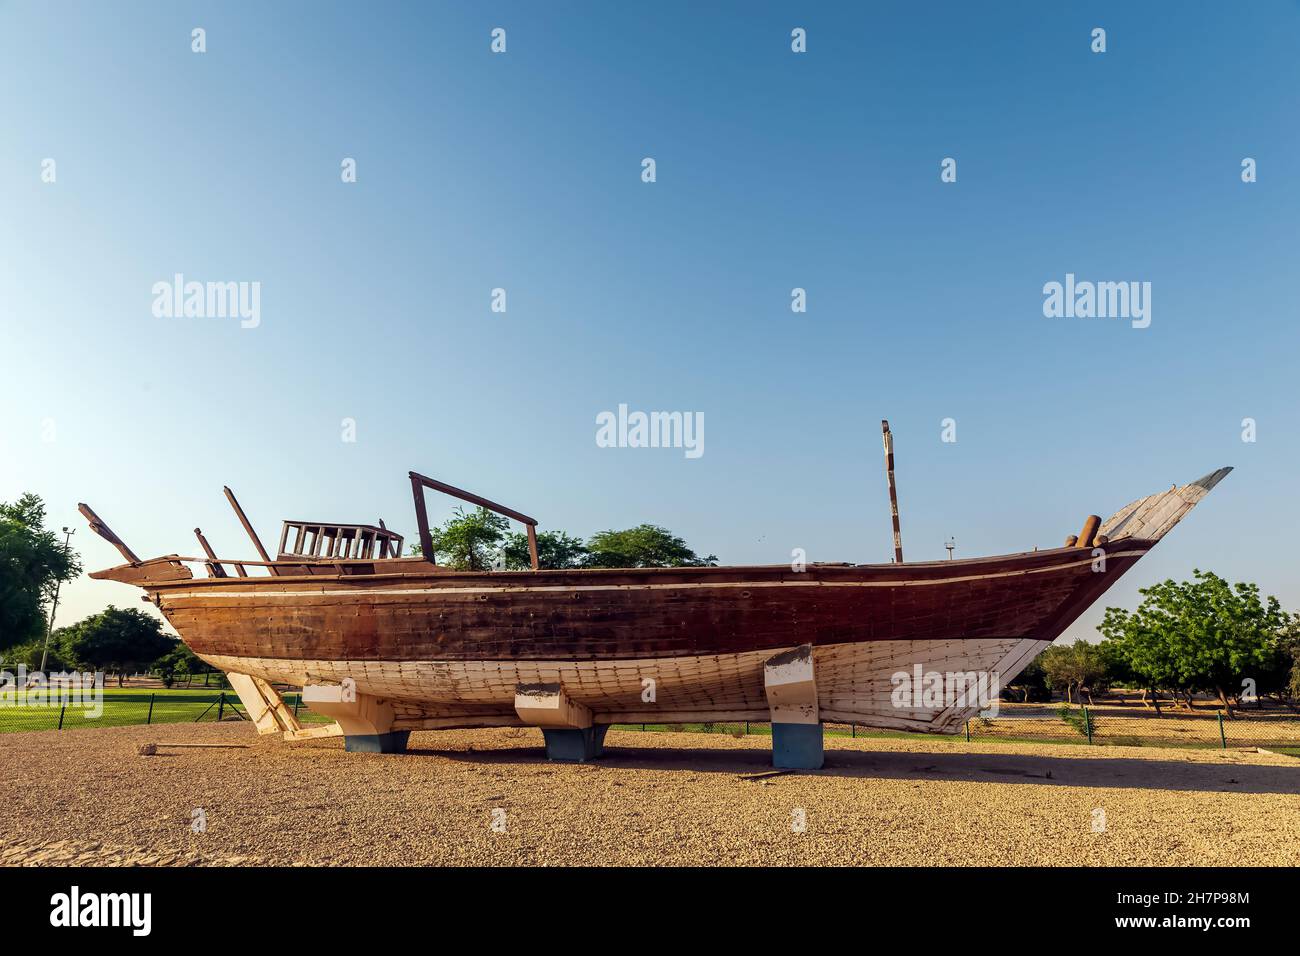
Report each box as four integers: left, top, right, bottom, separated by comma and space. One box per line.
613, 707, 1300, 752
956, 707, 1300, 750
2, 692, 1298, 753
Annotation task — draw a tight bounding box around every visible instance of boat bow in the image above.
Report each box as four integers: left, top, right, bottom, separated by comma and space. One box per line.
1099, 467, 1232, 544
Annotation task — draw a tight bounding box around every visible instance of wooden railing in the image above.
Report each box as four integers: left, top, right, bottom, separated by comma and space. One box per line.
277, 521, 404, 561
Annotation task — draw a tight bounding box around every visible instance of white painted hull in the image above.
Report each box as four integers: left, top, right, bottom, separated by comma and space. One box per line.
203, 635, 1048, 736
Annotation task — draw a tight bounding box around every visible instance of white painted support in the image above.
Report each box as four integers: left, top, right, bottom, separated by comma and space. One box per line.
513, 683, 592, 729
302, 682, 396, 738
763, 644, 819, 724
226, 672, 302, 735
282, 723, 344, 742
225, 673, 280, 735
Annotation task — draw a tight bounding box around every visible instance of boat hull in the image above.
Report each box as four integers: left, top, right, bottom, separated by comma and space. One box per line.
79, 466, 1232, 745
151, 542, 1149, 733
199, 635, 1049, 733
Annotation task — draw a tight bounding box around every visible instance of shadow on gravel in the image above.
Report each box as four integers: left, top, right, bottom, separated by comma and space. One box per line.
411, 741, 1300, 795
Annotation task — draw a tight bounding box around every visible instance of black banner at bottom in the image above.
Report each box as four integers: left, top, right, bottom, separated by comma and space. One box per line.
0, 865, 1277, 939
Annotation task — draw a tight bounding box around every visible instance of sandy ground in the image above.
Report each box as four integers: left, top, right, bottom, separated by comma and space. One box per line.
1, 723, 1297, 866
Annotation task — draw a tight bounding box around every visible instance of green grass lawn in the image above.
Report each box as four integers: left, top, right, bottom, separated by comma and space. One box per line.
0, 686, 331, 733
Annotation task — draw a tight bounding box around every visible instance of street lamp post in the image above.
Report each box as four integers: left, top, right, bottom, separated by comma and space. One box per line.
39, 527, 75, 673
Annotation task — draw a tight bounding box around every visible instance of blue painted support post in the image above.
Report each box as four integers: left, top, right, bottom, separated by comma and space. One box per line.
344, 731, 411, 754
763, 645, 824, 770
540, 725, 609, 762
514, 683, 607, 763
772, 723, 824, 769
302, 684, 410, 754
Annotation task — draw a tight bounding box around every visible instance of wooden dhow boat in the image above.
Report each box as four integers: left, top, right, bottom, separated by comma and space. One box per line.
81, 426, 1231, 768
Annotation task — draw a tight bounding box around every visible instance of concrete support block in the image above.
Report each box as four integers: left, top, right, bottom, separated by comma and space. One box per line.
764, 644, 824, 770
514, 683, 608, 761
540, 725, 610, 762
771, 722, 824, 769
344, 731, 411, 754
302, 683, 407, 754
513, 683, 593, 729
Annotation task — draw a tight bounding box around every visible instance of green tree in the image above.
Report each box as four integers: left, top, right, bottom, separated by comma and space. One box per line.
584, 525, 717, 569
1094, 638, 1131, 689
1282, 615, 1300, 705
1099, 600, 1185, 714
502, 530, 588, 570
0, 494, 81, 649
1003, 656, 1050, 702
60, 606, 174, 686
1100, 570, 1287, 717
1040, 641, 1108, 704
1, 638, 70, 672
414, 507, 509, 571
152, 641, 208, 688
1251, 613, 1297, 708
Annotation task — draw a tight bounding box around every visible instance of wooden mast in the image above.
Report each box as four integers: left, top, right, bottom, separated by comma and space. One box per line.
881, 420, 903, 564
223, 486, 278, 576
410, 473, 436, 565
78, 503, 141, 564
194, 528, 248, 577
193, 528, 227, 578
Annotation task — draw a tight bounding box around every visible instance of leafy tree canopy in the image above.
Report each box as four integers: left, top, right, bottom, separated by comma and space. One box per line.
503, 530, 588, 570
1039, 640, 1110, 704
1282, 615, 1300, 701
1, 638, 71, 672
0, 494, 81, 649
153, 641, 209, 688
412, 512, 716, 571
413, 507, 510, 571
1003, 656, 1050, 702
1099, 569, 1287, 715
60, 606, 174, 685
584, 524, 717, 569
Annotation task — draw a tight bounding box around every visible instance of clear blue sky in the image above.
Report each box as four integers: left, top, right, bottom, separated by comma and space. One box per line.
2, 1, 1297, 641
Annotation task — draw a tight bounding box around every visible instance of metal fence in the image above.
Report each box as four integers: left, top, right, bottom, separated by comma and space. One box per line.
1, 694, 1297, 752
0, 691, 332, 734
955, 707, 1300, 750
612, 708, 1300, 752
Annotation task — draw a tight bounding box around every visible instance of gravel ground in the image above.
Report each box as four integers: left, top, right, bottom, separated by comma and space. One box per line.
1, 723, 1297, 866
